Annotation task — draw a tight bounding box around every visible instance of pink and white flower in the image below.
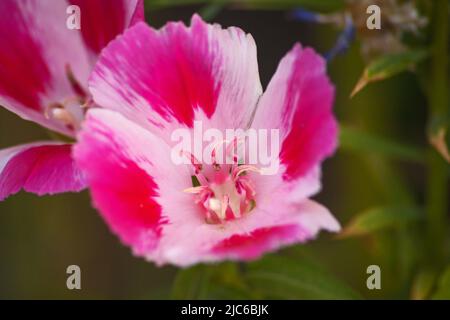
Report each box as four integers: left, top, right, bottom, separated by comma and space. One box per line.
74, 15, 340, 266
0, 0, 143, 200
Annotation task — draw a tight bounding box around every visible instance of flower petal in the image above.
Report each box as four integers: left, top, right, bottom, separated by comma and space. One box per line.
74, 109, 192, 255
210, 200, 340, 261
210, 225, 306, 260
250, 164, 322, 206
152, 199, 339, 266
89, 14, 262, 135
0, 142, 86, 201
69, 0, 144, 55
252, 44, 338, 182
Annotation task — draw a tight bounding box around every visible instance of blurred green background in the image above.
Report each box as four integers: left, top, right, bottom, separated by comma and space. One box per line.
0, 0, 448, 299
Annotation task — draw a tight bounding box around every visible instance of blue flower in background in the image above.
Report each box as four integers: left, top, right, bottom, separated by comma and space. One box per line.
291, 8, 356, 62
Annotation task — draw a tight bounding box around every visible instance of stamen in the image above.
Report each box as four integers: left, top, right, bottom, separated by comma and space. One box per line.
81, 97, 94, 113
232, 165, 261, 179
209, 198, 221, 215
180, 150, 202, 174
210, 138, 233, 170
183, 186, 208, 194
219, 195, 229, 220
65, 64, 87, 100
45, 103, 78, 131
226, 136, 240, 165
211, 147, 221, 170
184, 136, 262, 224
238, 178, 256, 198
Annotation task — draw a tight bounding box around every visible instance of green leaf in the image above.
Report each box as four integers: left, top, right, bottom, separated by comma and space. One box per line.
340, 125, 425, 163
171, 265, 212, 299
171, 263, 255, 299
245, 255, 363, 299
351, 49, 428, 97
339, 206, 423, 239
431, 266, 450, 299
207, 263, 257, 299
199, 2, 226, 21
206, 286, 255, 299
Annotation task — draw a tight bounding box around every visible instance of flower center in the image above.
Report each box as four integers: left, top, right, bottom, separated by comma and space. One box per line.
183, 139, 259, 224
45, 64, 91, 132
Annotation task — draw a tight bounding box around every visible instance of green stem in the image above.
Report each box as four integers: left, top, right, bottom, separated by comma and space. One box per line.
426, 0, 449, 265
